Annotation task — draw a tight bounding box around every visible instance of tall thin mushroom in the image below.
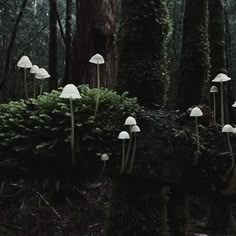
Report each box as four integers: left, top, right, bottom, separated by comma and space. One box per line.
128, 125, 141, 173
124, 116, 137, 169
17, 56, 32, 99
210, 85, 218, 125
190, 107, 203, 164
212, 73, 231, 126
89, 54, 105, 117
118, 131, 130, 174
60, 84, 81, 164
222, 124, 234, 177
35, 68, 50, 95
30, 65, 39, 98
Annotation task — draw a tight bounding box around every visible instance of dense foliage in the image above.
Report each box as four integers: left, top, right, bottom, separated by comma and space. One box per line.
0, 85, 138, 172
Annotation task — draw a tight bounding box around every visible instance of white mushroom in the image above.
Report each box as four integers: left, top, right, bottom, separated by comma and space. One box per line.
60, 84, 81, 164
210, 85, 218, 125
118, 131, 130, 173
89, 53, 105, 117
190, 107, 203, 163
128, 125, 141, 173
17, 56, 32, 99
100, 153, 110, 178
212, 73, 231, 126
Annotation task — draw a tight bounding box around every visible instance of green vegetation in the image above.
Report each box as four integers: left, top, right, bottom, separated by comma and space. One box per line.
0, 85, 138, 168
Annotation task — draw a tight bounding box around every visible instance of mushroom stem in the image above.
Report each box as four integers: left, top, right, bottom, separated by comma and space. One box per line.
120, 139, 126, 174
220, 81, 224, 126
213, 93, 216, 125
226, 133, 235, 176
33, 76, 36, 98
24, 67, 29, 99
40, 80, 44, 95
125, 126, 132, 170
128, 133, 137, 173
94, 63, 100, 117
70, 98, 75, 164
100, 161, 106, 178
195, 116, 200, 153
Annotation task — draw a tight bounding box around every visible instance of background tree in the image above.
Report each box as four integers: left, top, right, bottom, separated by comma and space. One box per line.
117, 0, 171, 106
176, 0, 210, 110
71, 0, 119, 88
49, 0, 58, 90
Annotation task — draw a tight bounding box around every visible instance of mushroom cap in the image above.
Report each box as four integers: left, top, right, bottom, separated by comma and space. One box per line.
210, 85, 218, 93
125, 116, 137, 126
222, 124, 233, 133
131, 125, 141, 133
212, 73, 231, 83
190, 107, 203, 117
59, 84, 81, 99
233, 128, 236, 134
30, 65, 39, 74
17, 56, 32, 68
89, 54, 105, 64
232, 102, 236, 107
118, 131, 130, 139
35, 68, 50, 79
101, 153, 109, 161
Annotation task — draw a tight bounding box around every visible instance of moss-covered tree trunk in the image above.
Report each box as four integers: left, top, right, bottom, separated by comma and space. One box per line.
105, 176, 169, 236
176, 0, 210, 110
117, 0, 170, 106
71, 0, 119, 88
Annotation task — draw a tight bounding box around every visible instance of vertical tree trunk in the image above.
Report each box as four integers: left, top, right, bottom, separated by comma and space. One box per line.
176, 0, 210, 110
64, 0, 73, 84
117, 0, 171, 106
71, 0, 119, 88
49, 0, 58, 90
0, 0, 29, 93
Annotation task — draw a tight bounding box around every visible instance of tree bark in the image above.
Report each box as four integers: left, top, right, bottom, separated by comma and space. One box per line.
64, 0, 73, 84
0, 0, 29, 92
71, 0, 119, 88
49, 0, 58, 90
117, 0, 171, 106
176, 0, 210, 110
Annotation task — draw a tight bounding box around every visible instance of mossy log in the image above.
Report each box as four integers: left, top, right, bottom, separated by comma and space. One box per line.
106, 107, 236, 235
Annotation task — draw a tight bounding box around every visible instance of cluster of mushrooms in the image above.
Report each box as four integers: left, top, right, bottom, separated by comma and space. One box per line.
118, 116, 141, 174
17, 56, 50, 99
191, 73, 236, 165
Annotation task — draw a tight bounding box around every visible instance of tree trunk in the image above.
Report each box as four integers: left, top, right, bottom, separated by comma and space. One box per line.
176, 0, 210, 110
117, 0, 171, 106
49, 0, 58, 90
71, 0, 119, 88
0, 0, 29, 97
64, 0, 73, 84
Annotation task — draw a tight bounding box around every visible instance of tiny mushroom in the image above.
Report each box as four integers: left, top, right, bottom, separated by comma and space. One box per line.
17, 56, 33, 99
118, 131, 130, 174
212, 73, 231, 126
128, 125, 141, 173
89, 53, 105, 117
190, 107, 203, 163
100, 153, 110, 178
210, 85, 218, 124
232, 101, 236, 107
60, 84, 81, 164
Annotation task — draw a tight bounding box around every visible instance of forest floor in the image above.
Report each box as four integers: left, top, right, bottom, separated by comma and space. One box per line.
0, 177, 112, 236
